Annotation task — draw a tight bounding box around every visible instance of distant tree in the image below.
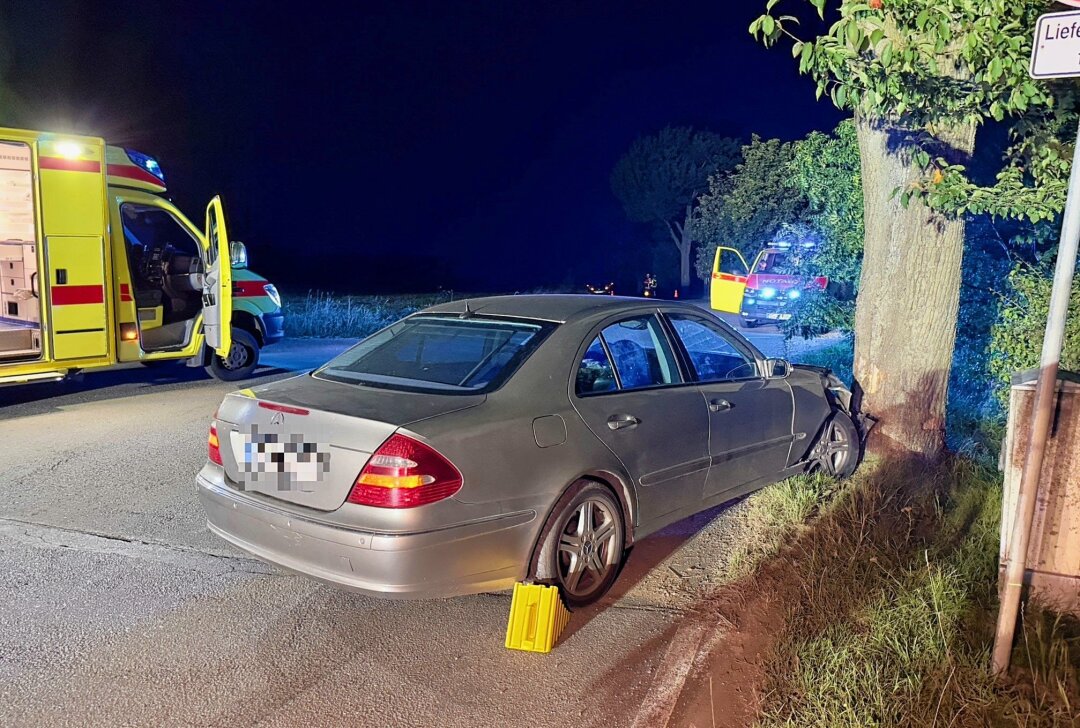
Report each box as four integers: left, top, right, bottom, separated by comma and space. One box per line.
752, 0, 1072, 457
611, 127, 741, 289
782, 119, 864, 336
692, 136, 807, 280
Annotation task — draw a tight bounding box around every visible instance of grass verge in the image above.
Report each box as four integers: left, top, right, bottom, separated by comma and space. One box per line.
281, 290, 456, 338
750, 458, 1079, 727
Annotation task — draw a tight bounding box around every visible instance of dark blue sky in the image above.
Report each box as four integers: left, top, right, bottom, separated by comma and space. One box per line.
3, 1, 842, 293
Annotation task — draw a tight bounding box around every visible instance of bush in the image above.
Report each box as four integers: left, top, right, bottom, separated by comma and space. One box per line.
988, 262, 1080, 404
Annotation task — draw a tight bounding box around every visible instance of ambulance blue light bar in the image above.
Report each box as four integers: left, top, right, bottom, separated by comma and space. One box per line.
125, 149, 165, 183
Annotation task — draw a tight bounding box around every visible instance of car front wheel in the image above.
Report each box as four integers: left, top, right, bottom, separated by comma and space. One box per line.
807, 411, 859, 478
533, 482, 626, 608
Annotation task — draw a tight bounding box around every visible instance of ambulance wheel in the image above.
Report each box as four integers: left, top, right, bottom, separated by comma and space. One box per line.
206, 329, 260, 381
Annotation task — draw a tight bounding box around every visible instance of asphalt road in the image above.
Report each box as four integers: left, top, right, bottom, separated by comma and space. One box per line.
0, 327, 837, 727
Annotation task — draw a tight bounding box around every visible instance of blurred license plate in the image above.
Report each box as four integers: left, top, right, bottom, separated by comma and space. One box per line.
766, 313, 792, 320
230, 430, 329, 491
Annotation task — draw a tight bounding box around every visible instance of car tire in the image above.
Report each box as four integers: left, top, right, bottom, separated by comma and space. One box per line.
206, 328, 260, 382
531, 481, 626, 608
807, 411, 860, 478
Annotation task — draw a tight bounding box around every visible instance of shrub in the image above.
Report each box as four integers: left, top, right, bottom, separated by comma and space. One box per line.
988, 262, 1080, 405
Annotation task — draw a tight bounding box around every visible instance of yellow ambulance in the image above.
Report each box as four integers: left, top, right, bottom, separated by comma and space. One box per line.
0, 128, 284, 386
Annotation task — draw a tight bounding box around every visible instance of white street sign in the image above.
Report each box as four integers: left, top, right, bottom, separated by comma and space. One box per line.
1031, 10, 1080, 79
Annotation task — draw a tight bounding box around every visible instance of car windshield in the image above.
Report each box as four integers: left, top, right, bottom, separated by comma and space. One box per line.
314, 315, 552, 393
756, 252, 788, 273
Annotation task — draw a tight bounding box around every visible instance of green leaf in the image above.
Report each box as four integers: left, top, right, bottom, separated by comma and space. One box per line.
811, 0, 825, 20
766, 0, 780, 10
762, 15, 776, 37
916, 10, 929, 31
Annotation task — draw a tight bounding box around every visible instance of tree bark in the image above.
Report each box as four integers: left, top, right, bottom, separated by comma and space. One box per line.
678, 204, 692, 289
853, 114, 975, 457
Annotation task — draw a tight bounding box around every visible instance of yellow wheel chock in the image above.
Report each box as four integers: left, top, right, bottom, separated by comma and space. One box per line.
504, 582, 571, 653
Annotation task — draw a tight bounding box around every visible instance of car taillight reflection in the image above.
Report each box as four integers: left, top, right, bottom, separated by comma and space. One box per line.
348, 433, 462, 508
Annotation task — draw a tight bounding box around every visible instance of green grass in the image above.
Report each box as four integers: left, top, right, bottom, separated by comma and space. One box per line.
750, 458, 1080, 727
281, 290, 456, 338
724, 472, 843, 580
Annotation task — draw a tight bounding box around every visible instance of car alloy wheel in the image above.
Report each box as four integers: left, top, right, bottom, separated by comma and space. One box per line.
808, 412, 858, 478
534, 482, 625, 607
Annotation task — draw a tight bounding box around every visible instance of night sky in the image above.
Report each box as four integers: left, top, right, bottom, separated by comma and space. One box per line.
1, 1, 842, 294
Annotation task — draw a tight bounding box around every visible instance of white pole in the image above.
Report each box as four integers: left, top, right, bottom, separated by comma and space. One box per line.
992, 116, 1080, 675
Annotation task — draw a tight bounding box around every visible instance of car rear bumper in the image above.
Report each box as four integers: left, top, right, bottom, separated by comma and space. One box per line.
196, 473, 535, 599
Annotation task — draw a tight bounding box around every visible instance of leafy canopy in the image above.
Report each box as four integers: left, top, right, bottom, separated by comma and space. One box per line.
692, 136, 807, 278
751, 0, 1074, 224
611, 126, 740, 227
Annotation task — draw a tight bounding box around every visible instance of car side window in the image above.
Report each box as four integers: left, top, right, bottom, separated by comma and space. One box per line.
668, 315, 759, 382
599, 316, 680, 390
576, 337, 618, 395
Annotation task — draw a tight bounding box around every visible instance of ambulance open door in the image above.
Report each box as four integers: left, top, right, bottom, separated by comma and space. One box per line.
202, 196, 232, 357
709, 246, 749, 314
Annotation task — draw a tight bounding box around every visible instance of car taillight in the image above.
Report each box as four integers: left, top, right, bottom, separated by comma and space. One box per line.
208, 423, 223, 465
347, 434, 462, 508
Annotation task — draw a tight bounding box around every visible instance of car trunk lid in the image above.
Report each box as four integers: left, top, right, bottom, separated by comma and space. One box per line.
215, 375, 484, 511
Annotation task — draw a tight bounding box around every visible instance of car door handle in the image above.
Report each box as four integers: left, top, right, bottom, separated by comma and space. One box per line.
606, 414, 641, 431
708, 398, 733, 413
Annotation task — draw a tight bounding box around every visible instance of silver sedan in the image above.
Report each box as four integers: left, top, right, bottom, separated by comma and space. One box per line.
197, 295, 859, 606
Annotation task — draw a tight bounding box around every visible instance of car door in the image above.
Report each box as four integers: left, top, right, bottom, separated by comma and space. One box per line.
202, 196, 232, 357
664, 312, 794, 500
571, 313, 710, 524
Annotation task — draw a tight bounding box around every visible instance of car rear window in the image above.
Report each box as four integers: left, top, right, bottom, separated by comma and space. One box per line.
314, 315, 553, 393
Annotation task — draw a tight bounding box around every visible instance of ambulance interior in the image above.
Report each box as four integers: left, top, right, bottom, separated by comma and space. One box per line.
119, 204, 206, 351
0, 141, 42, 362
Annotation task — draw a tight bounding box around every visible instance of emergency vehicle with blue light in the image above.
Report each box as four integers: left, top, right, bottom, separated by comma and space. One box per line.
709, 241, 827, 328
0, 127, 283, 386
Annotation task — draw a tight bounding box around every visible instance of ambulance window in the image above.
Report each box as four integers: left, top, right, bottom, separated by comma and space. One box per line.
120, 204, 200, 258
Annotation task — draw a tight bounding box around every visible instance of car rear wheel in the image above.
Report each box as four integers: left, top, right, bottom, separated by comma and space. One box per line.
532, 482, 625, 608
807, 411, 859, 478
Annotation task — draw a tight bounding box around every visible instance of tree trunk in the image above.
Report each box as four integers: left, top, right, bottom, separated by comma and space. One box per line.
853, 115, 975, 457
679, 204, 692, 290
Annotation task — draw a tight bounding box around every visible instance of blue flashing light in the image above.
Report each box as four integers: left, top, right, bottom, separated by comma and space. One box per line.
125, 149, 165, 182
788, 289, 801, 299
759, 287, 777, 300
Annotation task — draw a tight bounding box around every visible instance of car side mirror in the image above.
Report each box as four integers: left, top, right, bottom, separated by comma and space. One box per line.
229, 240, 248, 268
766, 357, 791, 379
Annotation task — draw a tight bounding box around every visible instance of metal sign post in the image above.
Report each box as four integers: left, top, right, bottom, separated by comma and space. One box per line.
991, 9, 1080, 676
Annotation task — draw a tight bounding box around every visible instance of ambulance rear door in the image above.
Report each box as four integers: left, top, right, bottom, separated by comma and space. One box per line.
38, 137, 111, 362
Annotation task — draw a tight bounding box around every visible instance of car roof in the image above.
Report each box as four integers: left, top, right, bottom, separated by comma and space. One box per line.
421, 294, 707, 324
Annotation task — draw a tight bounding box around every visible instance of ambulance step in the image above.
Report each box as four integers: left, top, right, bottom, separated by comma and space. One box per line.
0, 370, 67, 386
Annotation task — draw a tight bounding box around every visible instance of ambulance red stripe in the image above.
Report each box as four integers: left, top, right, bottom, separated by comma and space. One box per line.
39, 157, 102, 174
233, 280, 267, 298
106, 163, 164, 187
51, 285, 105, 306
